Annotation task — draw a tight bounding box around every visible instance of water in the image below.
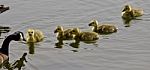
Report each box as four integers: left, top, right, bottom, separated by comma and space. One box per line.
0, 0, 150, 70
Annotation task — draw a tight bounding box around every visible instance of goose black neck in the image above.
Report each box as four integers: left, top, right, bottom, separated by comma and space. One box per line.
0, 35, 14, 55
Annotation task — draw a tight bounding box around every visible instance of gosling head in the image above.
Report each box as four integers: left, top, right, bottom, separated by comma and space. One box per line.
12, 31, 26, 41
70, 28, 80, 35
89, 20, 98, 26
122, 4, 132, 12
27, 29, 34, 37
54, 26, 63, 33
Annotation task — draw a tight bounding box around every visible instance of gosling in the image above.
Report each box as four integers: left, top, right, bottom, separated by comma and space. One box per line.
70, 28, 99, 41
54, 26, 74, 40
121, 4, 144, 19
26, 28, 44, 43
89, 20, 117, 34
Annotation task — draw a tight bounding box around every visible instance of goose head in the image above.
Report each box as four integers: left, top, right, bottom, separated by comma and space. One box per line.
89, 20, 99, 26
54, 26, 63, 33
11, 31, 26, 41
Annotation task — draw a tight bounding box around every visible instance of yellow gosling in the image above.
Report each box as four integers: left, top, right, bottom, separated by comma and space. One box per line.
70, 28, 99, 41
122, 4, 144, 19
89, 20, 117, 34
54, 26, 74, 40
26, 28, 44, 43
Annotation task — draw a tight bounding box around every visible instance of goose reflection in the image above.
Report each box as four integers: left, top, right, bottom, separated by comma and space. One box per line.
0, 53, 28, 70
12, 53, 27, 70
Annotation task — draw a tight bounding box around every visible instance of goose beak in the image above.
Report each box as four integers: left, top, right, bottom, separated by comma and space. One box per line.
22, 38, 26, 41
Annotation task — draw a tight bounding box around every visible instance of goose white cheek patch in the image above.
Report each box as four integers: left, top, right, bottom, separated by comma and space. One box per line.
20, 33, 24, 41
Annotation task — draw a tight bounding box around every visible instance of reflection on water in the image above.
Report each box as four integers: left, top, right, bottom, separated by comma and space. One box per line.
0, 53, 27, 70
27, 42, 35, 54
0, 26, 11, 37
70, 42, 80, 49
55, 42, 63, 49
122, 18, 143, 27
122, 18, 132, 27
12, 53, 27, 70
0, 5, 9, 14
55, 39, 98, 52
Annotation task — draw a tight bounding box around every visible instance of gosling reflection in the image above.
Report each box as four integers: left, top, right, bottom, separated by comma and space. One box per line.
12, 53, 27, 70
69, 41, 80, 49
122, 19, 132, 27
0, 26, 11, 37
70, 40, 97, 49
27, 42, 35, 54
55, 41, 63, 48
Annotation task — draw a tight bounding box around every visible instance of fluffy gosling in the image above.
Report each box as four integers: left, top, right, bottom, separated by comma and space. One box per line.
121, 4, 144, 19
26, 29, 44, 43
89, 20, 117, 34
54, 26, 74, 40
70, 28, 99, 41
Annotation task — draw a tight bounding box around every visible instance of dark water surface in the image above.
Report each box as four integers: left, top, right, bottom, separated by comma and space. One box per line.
0, 0, 150, 70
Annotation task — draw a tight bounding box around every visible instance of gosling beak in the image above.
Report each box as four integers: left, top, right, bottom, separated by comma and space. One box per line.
54, 30, 57, 33
122, 8, 126, 12
29, 34, 32, 36
89, 23, 92, 26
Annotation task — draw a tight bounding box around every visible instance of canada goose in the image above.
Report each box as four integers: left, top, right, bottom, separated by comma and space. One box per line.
70, 28, 99, 41
0, 5, 9, 14
54, 26, 74, 40
26, 29, 44, 43
89, 20, 117, 34
121, 4, 143, 19
0, 31, 26, 64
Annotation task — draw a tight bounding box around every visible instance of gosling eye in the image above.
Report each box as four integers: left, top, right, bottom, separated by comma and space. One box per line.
91, 22, 94, 24
72, 30, 75, 32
